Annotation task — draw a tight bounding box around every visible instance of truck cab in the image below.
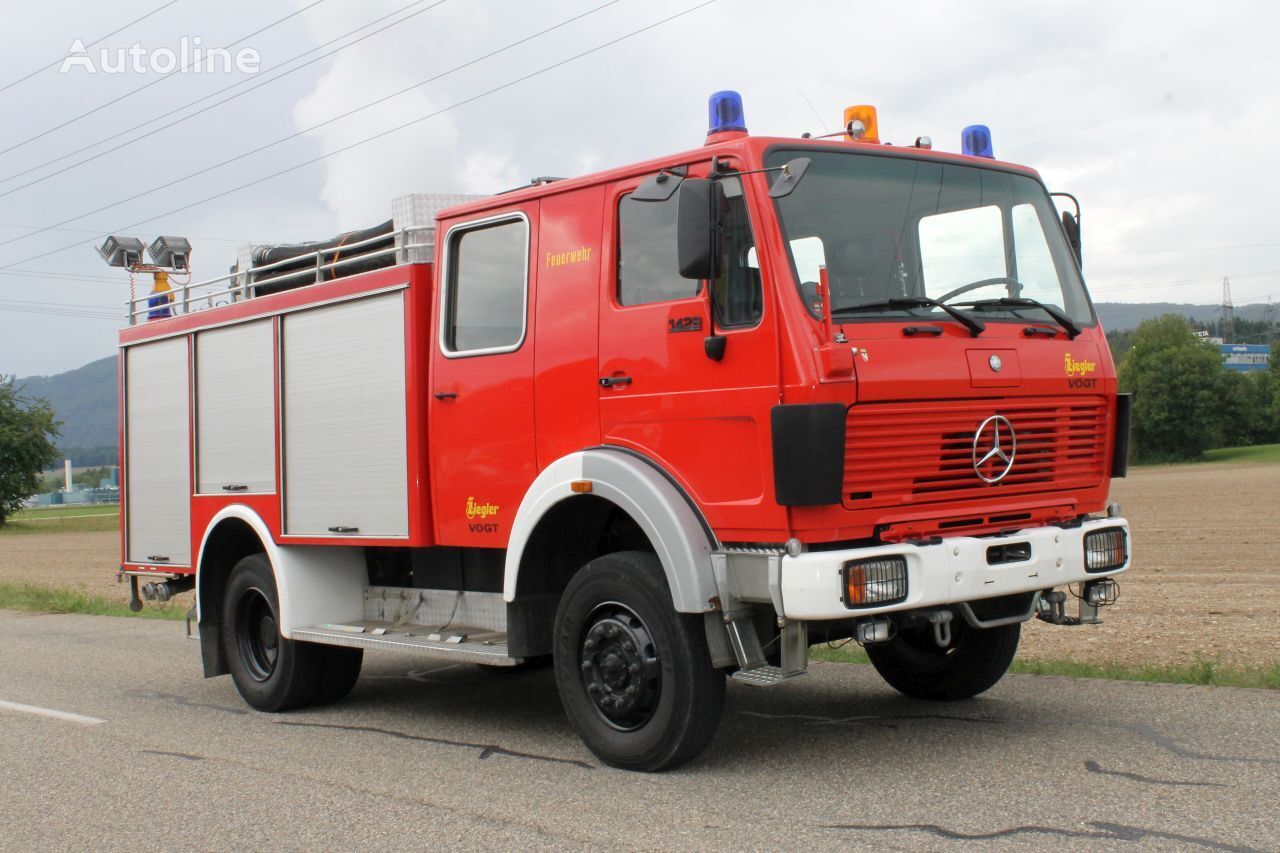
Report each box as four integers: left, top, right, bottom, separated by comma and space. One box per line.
115, 94, 1130, 772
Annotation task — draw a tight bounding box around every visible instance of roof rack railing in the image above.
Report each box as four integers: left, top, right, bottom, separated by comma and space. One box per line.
125, 225, 434, 325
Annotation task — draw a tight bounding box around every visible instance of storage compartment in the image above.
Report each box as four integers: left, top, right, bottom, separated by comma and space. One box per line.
125, 337, 191, 564
281, 291, 409, 537
196, 319, 275, 494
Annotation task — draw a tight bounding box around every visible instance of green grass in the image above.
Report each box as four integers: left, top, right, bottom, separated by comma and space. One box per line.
0, 581, 187, 621
1, 504, 119, 535
811, 643, 1279, 689
13, 504, 118, 520
1203, 444, 1280, 464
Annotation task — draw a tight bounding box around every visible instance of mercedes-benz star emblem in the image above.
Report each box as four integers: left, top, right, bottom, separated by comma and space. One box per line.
972, 415, 1017, 483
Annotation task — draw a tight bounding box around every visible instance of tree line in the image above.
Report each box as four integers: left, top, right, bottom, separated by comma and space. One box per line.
1111, 315, 1279, 463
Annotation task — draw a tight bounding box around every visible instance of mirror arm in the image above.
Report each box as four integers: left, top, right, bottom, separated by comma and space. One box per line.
704, 171, 725, 361
817, 265, 835, 342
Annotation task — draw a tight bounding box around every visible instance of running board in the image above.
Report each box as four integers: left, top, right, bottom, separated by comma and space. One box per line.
731, 665, 807, 687
291, 621, 522, 667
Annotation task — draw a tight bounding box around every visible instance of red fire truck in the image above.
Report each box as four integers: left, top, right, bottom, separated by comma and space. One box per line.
111, 93, 1130, 771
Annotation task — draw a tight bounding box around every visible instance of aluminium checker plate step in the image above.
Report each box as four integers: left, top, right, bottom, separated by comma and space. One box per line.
730, 665, 808, 687
291, 621, 522, 666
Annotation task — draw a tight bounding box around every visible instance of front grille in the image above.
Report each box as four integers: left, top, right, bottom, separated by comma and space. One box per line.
843, 397, 1108, 509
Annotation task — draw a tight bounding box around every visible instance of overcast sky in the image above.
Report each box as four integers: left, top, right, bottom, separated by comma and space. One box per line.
1, 0, 1277, 376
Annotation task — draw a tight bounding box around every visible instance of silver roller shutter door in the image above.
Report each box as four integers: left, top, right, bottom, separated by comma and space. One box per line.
282, 292, 409, 537
196, 319, 275, 494
125, 337, 191, 564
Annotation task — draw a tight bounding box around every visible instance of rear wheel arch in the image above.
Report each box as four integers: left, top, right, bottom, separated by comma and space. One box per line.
196, 510, 271, 677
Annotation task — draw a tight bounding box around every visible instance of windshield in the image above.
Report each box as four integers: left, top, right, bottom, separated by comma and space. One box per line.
766, 148, 1093, 325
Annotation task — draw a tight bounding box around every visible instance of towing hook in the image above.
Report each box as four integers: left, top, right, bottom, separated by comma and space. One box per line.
925, 610, 953, 648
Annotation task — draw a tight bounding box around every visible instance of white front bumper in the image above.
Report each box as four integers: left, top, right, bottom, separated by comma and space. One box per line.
780, 517, 1130, 620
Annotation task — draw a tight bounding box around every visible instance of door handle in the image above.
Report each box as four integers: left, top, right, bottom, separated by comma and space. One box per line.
599, 376, 632, 387
434, 392, 458, 400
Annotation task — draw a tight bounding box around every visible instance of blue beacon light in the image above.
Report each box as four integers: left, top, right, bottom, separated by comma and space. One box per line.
961, 124, 994, 158
708, 90, 747, 135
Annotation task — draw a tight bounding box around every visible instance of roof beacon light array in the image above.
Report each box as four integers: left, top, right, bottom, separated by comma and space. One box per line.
962, 124, 995, 158
707, 90, 747, 140
843, 105, 879, 143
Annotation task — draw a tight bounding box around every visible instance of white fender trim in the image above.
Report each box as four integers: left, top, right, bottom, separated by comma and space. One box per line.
503, 449, 718, 613
196, 506, 365, 638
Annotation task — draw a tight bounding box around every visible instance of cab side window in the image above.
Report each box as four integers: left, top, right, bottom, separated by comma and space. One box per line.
444, 217, 528, 353
713, 176, 762, 327
616, 173, 761, 326
617, 193, 696, 306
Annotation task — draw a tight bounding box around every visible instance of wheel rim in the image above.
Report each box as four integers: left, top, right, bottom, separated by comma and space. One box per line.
578, 602, 661, 731
234, 586, 278, 682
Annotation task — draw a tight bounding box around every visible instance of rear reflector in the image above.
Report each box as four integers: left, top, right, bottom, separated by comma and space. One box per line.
1084, 527, 1127, 572
843, 557, 908, 608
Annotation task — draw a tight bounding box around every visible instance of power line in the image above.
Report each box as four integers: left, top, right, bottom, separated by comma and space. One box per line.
0, 269, 121, 285
1087, 241, 1280, 256
0, 0, 446, 191
0, 0, 721, 272
0, 295, 120, 311
0, 0, 629, 254
0, 0, 331, 159
1092, 269, 1280, 295
0, 223, 247, 243
0, 0, 187, 96
0, 302, 119, 320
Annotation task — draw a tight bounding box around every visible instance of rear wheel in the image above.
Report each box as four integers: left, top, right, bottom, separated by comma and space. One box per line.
310, 646, 363, 706
867, 617, 1020, 701
553, 551, 725, 771
222, 554, 323, 712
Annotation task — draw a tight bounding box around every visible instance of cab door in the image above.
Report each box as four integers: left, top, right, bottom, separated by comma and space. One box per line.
430, 205, 538, 547
598, 164, 784, 540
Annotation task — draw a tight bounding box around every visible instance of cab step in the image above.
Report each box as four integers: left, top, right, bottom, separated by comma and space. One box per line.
730, 665, 807, 687
291, 621, 522, 666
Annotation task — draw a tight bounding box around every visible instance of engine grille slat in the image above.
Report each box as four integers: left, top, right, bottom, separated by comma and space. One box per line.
843, 397, 1108, 509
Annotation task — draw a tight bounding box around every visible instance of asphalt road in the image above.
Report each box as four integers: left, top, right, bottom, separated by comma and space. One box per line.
1, 610, 1276, 851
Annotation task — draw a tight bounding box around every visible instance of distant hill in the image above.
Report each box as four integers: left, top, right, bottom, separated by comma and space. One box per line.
1095, 302, 1272, 333
16, 356, 117, 465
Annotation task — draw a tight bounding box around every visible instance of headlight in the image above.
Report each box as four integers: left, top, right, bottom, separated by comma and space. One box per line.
1084, 527, 1127, 572
843, 556, 908, 608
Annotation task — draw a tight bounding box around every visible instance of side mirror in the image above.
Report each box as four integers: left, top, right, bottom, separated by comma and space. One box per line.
676, 178, 716, 280
1051, 191, 1082, 271
1061, 210, 1082, 268
768, 157, 810, 198
632, 169, 684, 202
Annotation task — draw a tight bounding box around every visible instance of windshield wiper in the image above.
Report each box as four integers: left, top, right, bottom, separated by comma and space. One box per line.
831, 297, 985, 337
955, 297, 1082, 339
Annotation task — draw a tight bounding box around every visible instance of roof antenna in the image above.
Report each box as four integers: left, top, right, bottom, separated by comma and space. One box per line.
797, 89, 825, 138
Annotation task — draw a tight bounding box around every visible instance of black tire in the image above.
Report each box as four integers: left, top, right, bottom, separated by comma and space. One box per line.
221, 554, 323, 712
553, 551, 725, 772
309, 646, 363, 706
867, 617, 1020, 701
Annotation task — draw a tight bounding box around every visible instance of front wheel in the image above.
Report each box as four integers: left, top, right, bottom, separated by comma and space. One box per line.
553, 551, 725, 771
867, 617, 1020, 701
